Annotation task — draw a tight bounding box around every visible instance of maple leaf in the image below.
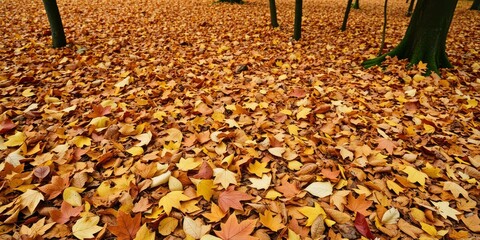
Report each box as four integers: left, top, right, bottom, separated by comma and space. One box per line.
345, 193, 373, 216
177, 157, 202, 171
431, 201, 461, 221
19, 189, 44, 214
183, 216, 211, 239
50, 201, 83, 224
376, 138, 396, 155
248, 174, 271, 190
213, 168, 237, 189
259, 210, 285, 231
218, 186, 254, 212
4, 131, 26, 147
247, 161, 270, 177
402, 165, 428, 186
158, 191, 190, 215
299, 202, 326, 226
275, 176, 301, 199
19, 217, 55, 238
214, 214, 257, 240
203, 203, 227, 223
72, 216, 103, 240
86, 105, 111, 118
108, 211, 142, 240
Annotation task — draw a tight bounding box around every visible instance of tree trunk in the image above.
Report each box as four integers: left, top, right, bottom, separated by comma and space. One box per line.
378, 0, 388, 56
406, 0, 415, 16
42, 0, 66, 48
293, 0, 302, 40
341, 0, 353, 31
269, 0, 279, 28
362, 0, 458, 74
471, 0, 480, 10
352, 0, 360, 9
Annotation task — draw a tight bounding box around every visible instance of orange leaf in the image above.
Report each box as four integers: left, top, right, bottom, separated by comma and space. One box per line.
50, 201, 83, 224
345, 193, 373, 216
275, 176, 301, 199
214, 214, 257, 240
38, 175, 70, 200
376, 138, 396, 155
218, 186, 254, 212
108, 211, 141, 240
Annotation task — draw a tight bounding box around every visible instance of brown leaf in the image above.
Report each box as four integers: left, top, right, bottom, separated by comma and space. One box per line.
108, 211, 141, 240
214, 214, 257, 240
192, 161, 214, 179
0, 118, 16, 134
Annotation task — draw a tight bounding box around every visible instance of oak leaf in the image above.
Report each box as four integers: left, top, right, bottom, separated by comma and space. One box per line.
214, 214, 257, 240
108, 211, 141, 240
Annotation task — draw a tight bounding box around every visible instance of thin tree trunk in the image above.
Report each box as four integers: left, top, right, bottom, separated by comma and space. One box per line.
363, 0, 458, 74
341, 0, 353, 31
471, 0, 480, 10
378, 0, 388, 56
293, 0, 302, 40
269, 0, 279, 28
353, 0, 360, 9
406, 0, 415, 16
42, 0, 66, 48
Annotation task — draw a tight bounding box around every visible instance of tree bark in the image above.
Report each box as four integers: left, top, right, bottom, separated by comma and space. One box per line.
471, 0, 480, 10
269, 0, 279, 28
293, 0, 302, 40
42, 0, 66, 48
406, 0, 415, 16
378, 0, 388, 56
362, 0, 458, 74
353, 0, 360, 9
341, 0, 353, 31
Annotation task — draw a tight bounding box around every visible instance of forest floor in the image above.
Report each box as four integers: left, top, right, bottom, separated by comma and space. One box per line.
0, 0, 479, 239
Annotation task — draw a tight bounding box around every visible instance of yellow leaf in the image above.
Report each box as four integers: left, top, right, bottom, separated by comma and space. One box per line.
296, 107, 311, 120
287, 161, 302, 170
134, 224, 155, 240
164, 128, 183, 142
213, 168, 237, 189
19, 189, 44, 214
63, 187, 83, 207
176, 157, 202, 171
196, 180, 214, 201
168, 176, 183, 191
4, 132, 26, 147
248, 174, 272, 190
464, 99, 478, 109
115, 76, 132, 88
288, 229, 301, 240
402, 165, 428, 186
247, 161, 270, 177
420, 222, 437, 236
221, 154, 234, 167
265, 189, 282, 200
158, 191, 190, 215
386, 180, 404, 195
443, 181, 469, 199
22, 89, 35, 97
280, 109, 292, 115
202, 203, 226, 223
89, 117, 109, 129
422, 163, 442, 178
72, 216, 103, 240
153, 111, 167, 121
422, 124, 435, 134
126, 146, 144, 156
287, 125, 299, 136
299, 202, 326, 226
70, 136, 91, 148
212, 112, 225, 122
259, 210, 285, 232
158, 217, 178, 236
134, 131, 152, 147
325, 219, 336, 227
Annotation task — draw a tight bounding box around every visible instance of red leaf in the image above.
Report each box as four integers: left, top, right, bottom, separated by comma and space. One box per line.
218, 186, 254, 212
108, 211, 142, 240
0, 119, 16, 134
354, 212, 375, 240
192, 161, 213, 179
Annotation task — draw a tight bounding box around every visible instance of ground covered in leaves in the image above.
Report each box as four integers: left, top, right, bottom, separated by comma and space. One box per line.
0, 0, 479, 239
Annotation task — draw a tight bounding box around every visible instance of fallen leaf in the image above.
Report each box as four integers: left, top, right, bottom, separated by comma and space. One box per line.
72, 216, 103, 240
214, 214, 257, 240
108, 211, 141, 240
218, 186, 254, 212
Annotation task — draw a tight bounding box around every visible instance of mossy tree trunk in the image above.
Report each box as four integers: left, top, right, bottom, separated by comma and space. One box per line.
406, 0, 415, 16
362, 0, 458, 74
352, 0, 360, 9
269, 0, 279, 28
293, 0, 302, 40
471, 0, 480, 10
42, 0, 66, 48
341, 0, 353, 31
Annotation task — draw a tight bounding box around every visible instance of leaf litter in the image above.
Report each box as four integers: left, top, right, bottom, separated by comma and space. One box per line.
0, 0, 479, 239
